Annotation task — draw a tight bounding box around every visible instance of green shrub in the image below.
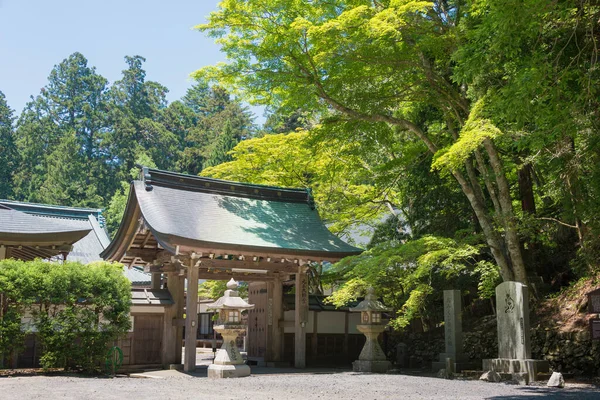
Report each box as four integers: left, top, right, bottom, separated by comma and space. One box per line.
0, 259, 131, 372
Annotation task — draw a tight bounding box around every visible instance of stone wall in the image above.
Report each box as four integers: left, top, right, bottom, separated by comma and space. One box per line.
531, 328, 600, 376
393, 314, 600, 376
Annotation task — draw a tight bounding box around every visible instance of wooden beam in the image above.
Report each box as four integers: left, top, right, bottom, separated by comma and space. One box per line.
140, 231, 153, 249
125, 248, 160, 261
144, 264, 177, 273
197, 272, 276, 282
200, 258, 298, 273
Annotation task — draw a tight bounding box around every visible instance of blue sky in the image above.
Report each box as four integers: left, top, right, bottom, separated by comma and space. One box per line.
0, 0, 264, 122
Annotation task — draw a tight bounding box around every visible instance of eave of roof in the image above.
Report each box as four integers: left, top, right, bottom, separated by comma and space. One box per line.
0, 200, 109, 263
0, 199, 103, 221
0, 209, 91, 246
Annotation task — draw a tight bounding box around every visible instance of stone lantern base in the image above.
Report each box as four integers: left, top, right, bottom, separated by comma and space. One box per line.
353, 360, 391, 373
352, 324, 390, 373
208, 363, 251, 378
207, 325, 251, 379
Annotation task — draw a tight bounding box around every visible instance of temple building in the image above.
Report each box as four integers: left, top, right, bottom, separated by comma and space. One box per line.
101, 167, 363, 371
0, 199, 165, 369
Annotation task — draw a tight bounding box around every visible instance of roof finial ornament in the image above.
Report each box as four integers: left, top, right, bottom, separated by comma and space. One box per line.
227, 278, 238, 290
141, 166, 153, 191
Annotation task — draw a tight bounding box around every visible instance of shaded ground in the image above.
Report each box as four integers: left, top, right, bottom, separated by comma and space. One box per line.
1, 366, 599, 400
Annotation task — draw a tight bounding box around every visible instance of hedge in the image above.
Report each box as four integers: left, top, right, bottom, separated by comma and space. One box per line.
0, 259, 131, 372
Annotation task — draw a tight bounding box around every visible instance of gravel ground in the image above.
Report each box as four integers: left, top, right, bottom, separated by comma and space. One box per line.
1, 368, 599, 400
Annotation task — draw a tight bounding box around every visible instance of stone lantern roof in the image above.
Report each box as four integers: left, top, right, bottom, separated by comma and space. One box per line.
206, 279, 255, 311
349, 287, 391, 313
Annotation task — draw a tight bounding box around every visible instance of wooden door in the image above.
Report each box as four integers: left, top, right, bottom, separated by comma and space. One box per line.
248, 283, 268, 358
132, 314, 163, 365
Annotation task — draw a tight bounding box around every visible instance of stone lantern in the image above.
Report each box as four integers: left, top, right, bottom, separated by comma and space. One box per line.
349, 287, 391, 373
206, 278, 255, 378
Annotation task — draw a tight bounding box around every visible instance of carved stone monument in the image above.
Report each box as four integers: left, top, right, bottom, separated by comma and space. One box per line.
432, 290, 476, 372
207, 279, 255, 378
482, 282, 549, 380
349, 287, 391, 373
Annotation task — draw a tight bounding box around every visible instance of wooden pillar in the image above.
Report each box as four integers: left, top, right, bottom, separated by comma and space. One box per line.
272, 276, 283, 362
151, 272, 161, 290
162, 271, 181, 366
311, 310, 318, 359
0, 245, 6, 260
184, 259, 199, 372
174, 274, 184, 364
266, 275, 283, 362
294, 266, 308, 368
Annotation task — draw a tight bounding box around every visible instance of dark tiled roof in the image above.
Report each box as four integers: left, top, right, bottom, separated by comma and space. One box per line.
283, 294, 361, 312
123, 266, 151, 286
131, 288, 174, 306
0, 200, 110, 264
125, 167, 362, 257
0, 208, 91, 245
0, 199, 105, 225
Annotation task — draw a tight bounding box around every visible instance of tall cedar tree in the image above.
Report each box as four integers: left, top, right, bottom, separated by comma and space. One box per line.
0, 91, 17, 199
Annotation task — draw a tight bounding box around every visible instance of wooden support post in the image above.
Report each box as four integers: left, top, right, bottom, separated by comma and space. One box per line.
151, 272, 161, 290
312, 310, 318, 359
174, 274, 184, 364
162, 271, 180, 366
0, 245, 6, 260
184, 260, 199, 372
271, 276, 283, 362
294, 267, 308, 368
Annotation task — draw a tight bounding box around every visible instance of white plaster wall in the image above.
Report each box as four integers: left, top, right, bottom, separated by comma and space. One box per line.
283, 310, 294, 333
348, 313, 361, 334
317, 311, 346, 334
283, 310, 315, 333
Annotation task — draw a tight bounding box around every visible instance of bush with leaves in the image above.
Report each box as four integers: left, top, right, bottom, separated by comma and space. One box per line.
0, 260, 131, 372
324, 235, 501, 330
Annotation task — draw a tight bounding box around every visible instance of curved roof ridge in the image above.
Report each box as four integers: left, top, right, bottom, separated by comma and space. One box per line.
139, 166, 314, 206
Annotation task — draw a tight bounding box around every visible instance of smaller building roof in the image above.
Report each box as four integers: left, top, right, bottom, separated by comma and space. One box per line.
123, 266, 151, 286
283, 294, 361, 312
131, 288, 174, 306
0, 199, 109, 264
0, 208, 90, 248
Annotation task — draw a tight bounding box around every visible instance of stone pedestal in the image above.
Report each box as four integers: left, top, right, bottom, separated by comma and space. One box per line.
208, 326, 251, 379
432, 290, 478, 372
482, 358, 549, 380
483, 282, 548, 381
352, 324, 391, 373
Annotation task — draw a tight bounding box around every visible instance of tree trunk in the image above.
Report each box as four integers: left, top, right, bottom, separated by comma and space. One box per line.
483, 138, 528, 285
518, 163, 536, 214
451, 169, 514, 281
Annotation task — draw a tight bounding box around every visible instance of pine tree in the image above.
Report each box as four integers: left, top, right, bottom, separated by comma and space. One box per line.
203, 121, 239, 168
12, 53, 110, 204
0, 91, 17, 199
39, 132, 103, 207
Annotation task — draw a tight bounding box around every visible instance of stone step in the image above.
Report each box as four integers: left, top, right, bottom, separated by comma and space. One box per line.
432, 361, 481, 373
460, 370, 484, 379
